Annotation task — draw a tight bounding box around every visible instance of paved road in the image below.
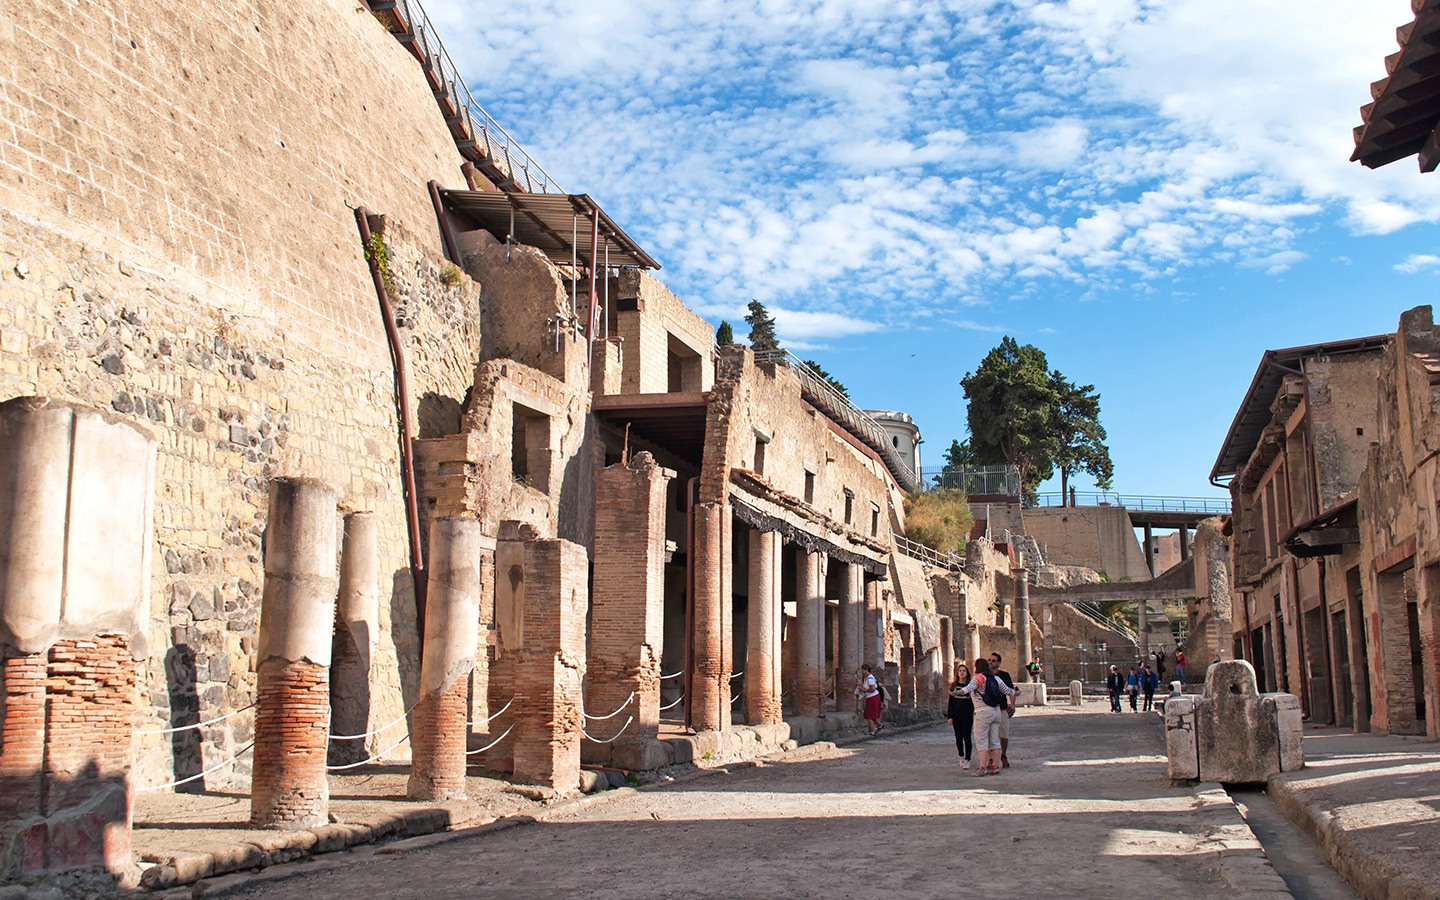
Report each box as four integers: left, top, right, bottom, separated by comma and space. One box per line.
234, 706, 1281, 899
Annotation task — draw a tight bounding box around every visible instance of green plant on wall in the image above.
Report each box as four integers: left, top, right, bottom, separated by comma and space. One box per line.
440, 263, 463, 288
364, 233, 399, 298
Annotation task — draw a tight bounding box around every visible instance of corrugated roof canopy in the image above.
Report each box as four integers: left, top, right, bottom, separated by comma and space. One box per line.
1210, 335, 1390, 482
1353, 0, 1440, 171
441, 190, 660, 270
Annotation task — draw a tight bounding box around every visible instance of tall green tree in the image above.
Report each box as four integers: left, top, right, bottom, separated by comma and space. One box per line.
802, 358, 848, 397
943, 439, 976, 469
744, 300, 781, 353
960, 337, 1057, 502
1049, 371, 1113, 503
716, 320, 734, 346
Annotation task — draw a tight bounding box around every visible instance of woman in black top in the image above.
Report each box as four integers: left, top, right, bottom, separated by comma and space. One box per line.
946, 661, 975, 770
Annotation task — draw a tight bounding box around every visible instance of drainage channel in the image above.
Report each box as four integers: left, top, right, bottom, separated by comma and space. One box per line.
1227, 787, 1357, 900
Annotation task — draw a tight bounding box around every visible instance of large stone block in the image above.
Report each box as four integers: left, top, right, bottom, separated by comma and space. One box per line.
1014, 683, 1047, 706
1167, 660, 1303, 784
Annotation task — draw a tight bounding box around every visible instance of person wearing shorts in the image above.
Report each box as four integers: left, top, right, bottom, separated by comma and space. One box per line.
956, 657, 1014, 775
989, 652, 1016, 767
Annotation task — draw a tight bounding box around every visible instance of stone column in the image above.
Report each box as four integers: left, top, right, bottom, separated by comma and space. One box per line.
863, 576, 884, 669
964, 622, 981, 671
719, 507, 734, 723
408, 517, 482, 800
690, 503, 729, 732
746, 529, 782, 725
0, 400, 154, 881
587, 455, 672, 765
251, 479, 338, 830
838, 561, 862, 700
1139, 597, 1150, 661
1014, 568, 1032, 682
796, 549, 825, 718
509, 535, 587, 793
1043, 603, 1055, 686
329, 512, 378, 767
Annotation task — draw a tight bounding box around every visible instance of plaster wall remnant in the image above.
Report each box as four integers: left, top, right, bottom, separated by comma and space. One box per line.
330, 512, 380, 766
0, 398, 153, 885
251, 478, 338, 830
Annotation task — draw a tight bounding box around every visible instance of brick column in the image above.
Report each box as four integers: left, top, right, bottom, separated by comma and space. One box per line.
251, 479, 338, 830
746, 529, 782, 725
796, 548, 825, 718
588, 454, 672, 763
691, 502, 728, 732
838, 561, 862, 699
0, 398, 154, 883
329, 512, 378, 767
409, 517, 482, 800
507, 533, 587, 793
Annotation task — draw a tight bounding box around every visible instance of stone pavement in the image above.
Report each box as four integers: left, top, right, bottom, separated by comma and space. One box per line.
195, 703, 1291, 899
1268, 725, 1440, 900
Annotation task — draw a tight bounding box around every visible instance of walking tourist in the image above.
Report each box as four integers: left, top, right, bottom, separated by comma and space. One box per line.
956, 658, 1014, 775
859, 664, 883, 735
1106, 664, 1124, 712
1126, 666, 1140, 712
1175, 649, 1187, 686
1154, 649, 1166, 683
946, 662, 975, 770
1026, 655, 1043, 682
988, 652, 1017, 767
1141, 663, 1158, 712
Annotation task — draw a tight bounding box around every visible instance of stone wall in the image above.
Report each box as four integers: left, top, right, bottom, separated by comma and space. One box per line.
1022, 506, 1151, 581
0, 0, 484, 785
613, 270, 715, 395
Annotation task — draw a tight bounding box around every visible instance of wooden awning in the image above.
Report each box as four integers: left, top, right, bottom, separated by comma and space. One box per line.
1353, 0, 1440, 171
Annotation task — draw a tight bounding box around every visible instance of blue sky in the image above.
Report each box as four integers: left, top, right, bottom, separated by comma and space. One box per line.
431, 0, 1438, 499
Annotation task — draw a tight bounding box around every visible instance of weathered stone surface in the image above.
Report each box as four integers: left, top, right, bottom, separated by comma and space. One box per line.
1172, 660, 1303, 784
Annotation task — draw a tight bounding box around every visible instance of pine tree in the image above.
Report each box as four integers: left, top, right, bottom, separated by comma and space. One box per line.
744, 300, 781, 353
716, 320, 734, 345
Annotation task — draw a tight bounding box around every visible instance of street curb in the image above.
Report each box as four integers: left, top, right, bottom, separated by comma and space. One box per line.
1267, 773, 1438, 900
1191, 784, 1293, 898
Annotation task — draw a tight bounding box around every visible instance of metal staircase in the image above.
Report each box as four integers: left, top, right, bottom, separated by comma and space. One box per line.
364, 0, 562, 194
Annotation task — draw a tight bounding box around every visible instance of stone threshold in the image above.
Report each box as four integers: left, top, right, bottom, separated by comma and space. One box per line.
136, 713, 946, 896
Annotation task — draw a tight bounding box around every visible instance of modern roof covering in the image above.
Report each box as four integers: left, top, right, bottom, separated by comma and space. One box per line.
1209, 335, 1391, 482
440, 190, 661, 270
1352, 0, 1440, 171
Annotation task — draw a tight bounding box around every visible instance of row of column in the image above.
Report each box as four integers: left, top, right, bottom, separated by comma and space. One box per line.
689, 502, 877, 732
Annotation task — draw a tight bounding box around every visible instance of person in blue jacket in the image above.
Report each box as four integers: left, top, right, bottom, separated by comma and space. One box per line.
1126, 665, 1140, 712
1141, 663, 1159, 712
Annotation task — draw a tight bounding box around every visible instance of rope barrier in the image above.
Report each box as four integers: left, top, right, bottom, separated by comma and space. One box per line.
729, 670, 744, 679
582, 692, 634, 721
134, 704, 255, 737
659, 694, 684, 712
325, 733, 412, 771
465, 724, 515, 756
466, 697, 514, 728
580, 716, 633, 744
731, 692, 742, 705
328, 701, 420, 741
135, 743, 254, 793
659, 670, 683, 680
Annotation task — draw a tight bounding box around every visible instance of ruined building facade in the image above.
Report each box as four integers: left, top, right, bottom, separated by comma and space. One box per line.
0, 0, 1012, 885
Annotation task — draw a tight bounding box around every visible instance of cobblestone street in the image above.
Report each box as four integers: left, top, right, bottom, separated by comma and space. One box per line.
226, 706, 1289, 899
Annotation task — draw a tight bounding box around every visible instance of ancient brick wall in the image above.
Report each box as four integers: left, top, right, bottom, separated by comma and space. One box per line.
0, 0, 486, 784
1021, 506, 1150, 582
613, 270, 715, 395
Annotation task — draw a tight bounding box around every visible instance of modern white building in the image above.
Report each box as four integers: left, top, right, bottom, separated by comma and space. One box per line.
865, 410, 921, 479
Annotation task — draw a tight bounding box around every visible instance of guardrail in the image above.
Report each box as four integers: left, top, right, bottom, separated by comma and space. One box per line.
1030, 492, 1230, 514
370, 0, 563, 194
893, 534, 963, 571
753, 350, 918, 492
920, 465, 1019, 497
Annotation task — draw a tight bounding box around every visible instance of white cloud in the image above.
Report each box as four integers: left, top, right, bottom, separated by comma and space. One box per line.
1396, 254, 1440, 275
1241, 249, 1307, 275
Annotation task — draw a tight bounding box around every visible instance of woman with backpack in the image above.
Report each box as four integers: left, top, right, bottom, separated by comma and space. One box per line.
946, 661, 976, 770
858, 663, 884, 735
956, 657, 1014, 775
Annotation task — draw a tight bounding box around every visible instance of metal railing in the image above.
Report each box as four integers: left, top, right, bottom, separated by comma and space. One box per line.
893, 533, 963, 570
753, 350, 918, 492
1070, 600, 1139, 643
919, 465, 1019, 497
1029, 492, 1230, 514
372, 0, 563, 194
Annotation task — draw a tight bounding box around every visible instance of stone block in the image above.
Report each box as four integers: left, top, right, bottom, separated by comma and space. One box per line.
1069, 680, 1083, 705
1165, 697, 1198, 781
1265, 692, 1304, 772
610, 738, 674, 772
1014, 683, 1047, 706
